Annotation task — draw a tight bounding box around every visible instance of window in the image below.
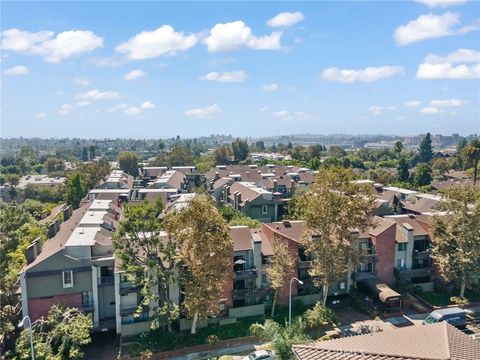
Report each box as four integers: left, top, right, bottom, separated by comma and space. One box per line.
397, 243, 407, 251
82, 291, 94, 308
339, 282, 346, 290
397, 259, 405, 269
262, 205, 268, 214
62, 270, 73, 288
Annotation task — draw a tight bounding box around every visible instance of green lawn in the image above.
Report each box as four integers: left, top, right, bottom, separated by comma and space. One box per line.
417, 290, 480, 307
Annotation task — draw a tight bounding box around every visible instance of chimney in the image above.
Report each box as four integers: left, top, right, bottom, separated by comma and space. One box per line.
214, 171, 220, 181
25, 238, 41, 265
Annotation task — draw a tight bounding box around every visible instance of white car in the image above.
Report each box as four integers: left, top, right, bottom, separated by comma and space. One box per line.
243, 350, 275, 360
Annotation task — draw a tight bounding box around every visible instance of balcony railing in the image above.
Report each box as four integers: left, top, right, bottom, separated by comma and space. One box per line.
394, 267, 432, 279
233, 288, 267, 299
99, 276, 114, 286
413, 250, 430, 262
234, 268, 258, 279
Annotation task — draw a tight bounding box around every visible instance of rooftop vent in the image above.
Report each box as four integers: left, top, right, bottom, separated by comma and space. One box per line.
283, 220, 291, 228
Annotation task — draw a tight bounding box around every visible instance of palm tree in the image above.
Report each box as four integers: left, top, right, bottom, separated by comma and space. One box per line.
464, 139, 480, 185
250, 318, 310, 360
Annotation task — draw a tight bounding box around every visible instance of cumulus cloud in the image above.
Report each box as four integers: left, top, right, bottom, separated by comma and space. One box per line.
73, 77, 91, 86
415, 0, 466, 8
204, 21, 281, 52
4, 65, 28, 75
123, 69, 147, 81
258, 106, 269, 112
76, 89, 120, 101
421, 107, 444, 114
115, 25, 197, 60
262, 83, 279, 92
321, 65, 404, 83
267, 12, 305, 27
416, 48, 480, 79
368, 106, 383, 116
185, 104, 222, 118
404, 100, 421, 107
200, 70, 246, 82
1, 28, 103, 62
394, 12, 478, 46
59, 104, 75, 115
107, 101, 155, 116
430, 98, 465, 107
272, 110, 312, 122
35, 113, 46, 119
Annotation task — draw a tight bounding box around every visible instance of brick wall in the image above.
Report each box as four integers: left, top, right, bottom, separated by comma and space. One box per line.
28, 292, 82, 321
371, 223, 396, 285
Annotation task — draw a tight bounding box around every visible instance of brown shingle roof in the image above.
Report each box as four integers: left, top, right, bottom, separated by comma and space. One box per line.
230, 226, 253, 251
293, 322, 480, 360
401, 197, 440, 214
166, 170, 186, 190
263, 220, 306, 243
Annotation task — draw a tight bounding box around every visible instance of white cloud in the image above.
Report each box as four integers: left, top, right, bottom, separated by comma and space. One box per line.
258, 106, 269, 112
73, 77, 91, 86
76, 89, 120, 101
59, 104, 74, 115
89, 56, 124, 67
267, 12, 305, 27
387, 106, 397, 110
123, 69, 147, 81
272, 110, 312, 121
321, 66, 404, 83
429, 98, 465, 107
1, 28, 103, 62
404, 100, 421, 107
417, 48, 480, 79
35, 113, 46, 119
394, 12, 478, 46
200, 70, 246, 82
115, 25, 197, 60
204, 21, 281, 52
185, 104, 222, 118
76, 101, 90, 108
368, 106, 383, 116
415, 0, 466, 8
262, 83, 279, 92
4, 65, 28, 75
421, 107, 444, 114
107, 101, 155, 116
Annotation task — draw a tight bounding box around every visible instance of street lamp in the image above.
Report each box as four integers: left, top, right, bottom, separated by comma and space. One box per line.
18, 316, 35, 360
289, 277, 304, 326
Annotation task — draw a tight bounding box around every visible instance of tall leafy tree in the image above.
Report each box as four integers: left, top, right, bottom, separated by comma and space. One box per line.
394, 141, 403, 155
165, 194, 232, 334
214, 145, 231, 165
419, 132, 433, 163
118, 151, 139, 177
231, 138, 249, 163
15, 305, 92, 360
431, 185, 480, 298
113, 200, 178, 331
463, 139, 480, 185
296, 168, 376, 305
266, 240, 295, 317
414, 163, 433, 187
397, 157, 410, 182
65, 172, 86, 209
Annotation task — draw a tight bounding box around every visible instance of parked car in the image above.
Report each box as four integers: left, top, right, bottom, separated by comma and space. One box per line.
243, 350, 275, 360
422, 307, 467, 328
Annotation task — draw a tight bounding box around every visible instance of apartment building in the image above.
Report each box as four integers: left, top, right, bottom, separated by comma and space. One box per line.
19, 199, 121, 329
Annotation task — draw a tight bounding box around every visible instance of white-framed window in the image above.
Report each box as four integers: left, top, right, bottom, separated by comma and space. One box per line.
262, 205, 268, 214
339, 281, 346, 290
62, 270, 73, 288
398, 243, 407, 251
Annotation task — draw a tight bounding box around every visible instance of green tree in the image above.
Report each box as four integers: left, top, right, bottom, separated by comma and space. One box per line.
165, 194, 232, 334
81, 147, 89, 161
419, 133, 433, 163
15, 305, 92, 360
414, 163, 433, 187
394, 141, 403, 155
118, 151, 139, 177
113, 199, 178, 331
296, 168, 376, 305
303, 302, 338, 337
65, 172, 86, 209
231, 138, 249, 163
328, 145, 346, 158
214, 145, 231, 165
432, 158, 448, 179
397, 157, 410, 182
89, 145, 97, 161
228, 213, 261, 229
44, 157, 65, 174
431, 185, 480, 298
463, 139, 480, 185
266, 240, 295, 317
250, 318, 310, 360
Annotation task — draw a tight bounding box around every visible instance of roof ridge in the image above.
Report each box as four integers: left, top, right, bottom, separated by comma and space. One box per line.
442, 322, 451, 358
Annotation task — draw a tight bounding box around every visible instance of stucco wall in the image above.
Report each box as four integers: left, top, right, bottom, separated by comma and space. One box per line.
26, 270, 93, 298
229, 303, 265, 318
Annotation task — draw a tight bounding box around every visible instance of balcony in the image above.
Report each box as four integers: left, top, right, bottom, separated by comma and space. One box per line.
359, 254, 378, 263
99, 276, 114, 286
234, 268, 258, 280
232, 288, 266, 299
120, 304, 148, 317
119, 281, 141, 295
413, 250, 430, 262
394, 267, 432, 279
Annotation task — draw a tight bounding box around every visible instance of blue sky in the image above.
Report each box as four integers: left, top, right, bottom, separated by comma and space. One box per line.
1, 0, 479, 138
